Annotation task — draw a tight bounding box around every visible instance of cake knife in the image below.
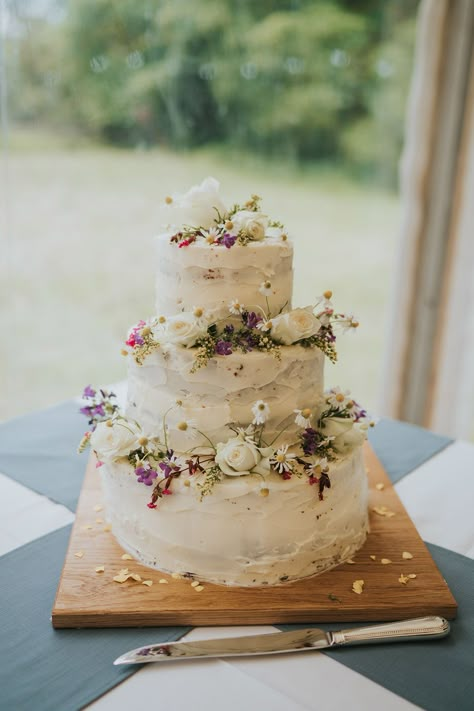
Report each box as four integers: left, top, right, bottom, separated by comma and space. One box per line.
114, 616, 449, 664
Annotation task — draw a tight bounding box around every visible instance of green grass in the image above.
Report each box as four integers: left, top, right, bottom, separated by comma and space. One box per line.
0, 128, 401, 421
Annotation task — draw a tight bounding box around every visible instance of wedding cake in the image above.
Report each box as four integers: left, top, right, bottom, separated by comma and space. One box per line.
79, 177, 373, 587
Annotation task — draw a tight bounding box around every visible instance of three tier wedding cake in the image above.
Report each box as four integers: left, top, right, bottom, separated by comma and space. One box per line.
79, 177, 374, 586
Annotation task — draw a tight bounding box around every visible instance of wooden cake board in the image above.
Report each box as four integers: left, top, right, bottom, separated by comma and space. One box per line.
52, 443, 457, 628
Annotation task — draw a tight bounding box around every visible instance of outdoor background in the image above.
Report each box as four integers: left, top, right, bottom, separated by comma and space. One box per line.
0, 0, 419, 421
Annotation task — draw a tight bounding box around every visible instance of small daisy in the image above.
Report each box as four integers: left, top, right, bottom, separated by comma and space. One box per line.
201, 227, 220, 244
270, 444, 297, 474
175, 418, 198, 439
326, 386, 351, 410
294, 408, 313, 428
229, 298, 245, 315
256, 319, 272, 332
308, 457, 329, 475
192, 306, 208, 326
259, 280, 273, 296
315, 290, 334, 309
251, 400, 270, 425
339, 314, 359, 334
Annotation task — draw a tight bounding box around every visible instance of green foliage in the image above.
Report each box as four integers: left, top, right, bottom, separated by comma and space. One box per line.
6, 0, 419, 185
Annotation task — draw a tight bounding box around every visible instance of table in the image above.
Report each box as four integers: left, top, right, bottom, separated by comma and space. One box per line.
0, 401, 473, 711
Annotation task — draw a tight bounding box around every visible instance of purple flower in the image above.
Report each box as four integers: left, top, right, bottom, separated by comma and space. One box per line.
82, 385, 96, 399
92, 404, 105, 417
222, 233, 236, 249
79, 405, 93, 417
135, 464, 158, 486
223, 324, 234, 337
245, 311, 262, 329
215, 340, 233, 356
300, 427, 320, 456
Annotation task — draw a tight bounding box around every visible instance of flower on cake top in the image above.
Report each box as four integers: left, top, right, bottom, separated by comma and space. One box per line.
259, 280, 273, 296
228, 298, 245, 315
215, 433, 271, 478
251, 400, 270, 425
161, 177, 227, 231
163, 178, 287, 249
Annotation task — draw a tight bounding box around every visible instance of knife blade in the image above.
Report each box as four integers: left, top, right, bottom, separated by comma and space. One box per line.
114, 616, 449, 665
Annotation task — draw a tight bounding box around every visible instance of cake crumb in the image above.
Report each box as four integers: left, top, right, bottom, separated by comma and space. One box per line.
194, 585, 204, 592
352, 580, 364, 595
93, 504, 103, 512
346, 559, 356, 565
95, 565, 105, 573
142, 580, 153, 586
74, 551, 84, 558
171, 572, 182, 579
191, 580, 201, 588
402, 551, 413, 559
381, 558, 392, 565
398, 574, 409, 585
113, 574, 129, 584
130, 573, 142, 582
375, 483, 385, 491
407, 573, 417, 579
121, 553, 133, 560
159, 579, 169, 584
370, 555, 377, 561
372, 506, 396, 518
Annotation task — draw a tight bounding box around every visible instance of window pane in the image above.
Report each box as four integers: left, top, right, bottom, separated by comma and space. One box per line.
1, 0, 420, 419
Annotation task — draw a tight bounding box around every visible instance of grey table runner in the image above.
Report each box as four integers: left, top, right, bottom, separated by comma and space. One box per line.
0, 401, 470, 711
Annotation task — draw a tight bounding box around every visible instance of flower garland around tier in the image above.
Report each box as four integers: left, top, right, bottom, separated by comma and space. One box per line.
122, 291, 359, 370
78, 385, 375, 508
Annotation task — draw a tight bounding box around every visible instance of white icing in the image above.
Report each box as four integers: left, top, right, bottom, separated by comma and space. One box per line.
126, 345, 325, 449
100, 446, 369, 586
154, 234, 293, 319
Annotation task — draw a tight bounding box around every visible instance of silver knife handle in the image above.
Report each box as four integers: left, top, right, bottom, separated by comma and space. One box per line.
330, 616, 450, 646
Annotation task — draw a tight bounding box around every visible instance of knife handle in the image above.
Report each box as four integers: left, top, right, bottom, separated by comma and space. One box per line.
330, 616, 450, 646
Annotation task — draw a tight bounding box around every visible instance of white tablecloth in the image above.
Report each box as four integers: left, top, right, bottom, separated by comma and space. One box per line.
1, 440, 472, 711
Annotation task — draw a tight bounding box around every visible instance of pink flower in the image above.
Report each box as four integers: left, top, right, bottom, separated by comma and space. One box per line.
162, 488, 172, 496
147, 502, 157, 509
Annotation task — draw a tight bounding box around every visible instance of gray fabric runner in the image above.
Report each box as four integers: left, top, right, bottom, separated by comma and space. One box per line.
0, 401, 468, 711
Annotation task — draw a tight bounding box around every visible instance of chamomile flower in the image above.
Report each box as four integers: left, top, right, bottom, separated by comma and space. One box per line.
339, 314, 359, 334
175, 418, 198, 440
307, 457, 329, 475
201, 227, 220, 244
315, 290, 334, 309
270, 444, 297, 474
229, 299, 245, 315
294, 408, 313, 428
256, 319, 272, 332
251, 400, 270, 425
259, 280, 273, 296
326, 387, 351, 410
192, 306, 208, 326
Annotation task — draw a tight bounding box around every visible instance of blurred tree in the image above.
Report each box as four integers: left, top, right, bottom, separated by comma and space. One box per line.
5, 0, 419, 185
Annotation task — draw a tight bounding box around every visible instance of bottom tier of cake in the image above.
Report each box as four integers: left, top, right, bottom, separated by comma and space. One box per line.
99, 446, 369, 587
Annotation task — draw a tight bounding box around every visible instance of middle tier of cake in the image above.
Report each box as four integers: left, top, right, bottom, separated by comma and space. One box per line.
127, 345, 325, 450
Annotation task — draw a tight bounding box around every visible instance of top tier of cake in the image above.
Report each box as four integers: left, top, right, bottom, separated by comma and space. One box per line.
154, 234, 293, 320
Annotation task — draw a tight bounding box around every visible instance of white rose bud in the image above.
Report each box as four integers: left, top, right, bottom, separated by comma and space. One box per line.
215, 436, 271, 477
160, 313, 208, 348
231, 210, 268, 241
322, 417, 367, 455
270, 307, 321, 345
90, 421, 139, 461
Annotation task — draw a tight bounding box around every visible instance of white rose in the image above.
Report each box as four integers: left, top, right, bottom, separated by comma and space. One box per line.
322, 417, 367, 454
270, 308, 321, 345
90, 421, 139, 461
160, 313, 208, 348
215, 436, 271, 477
161, 177, 227, 230
231, 210, 268, 241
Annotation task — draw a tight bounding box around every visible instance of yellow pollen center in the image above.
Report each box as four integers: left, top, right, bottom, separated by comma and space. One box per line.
106, 420, 113, 428
336, 393, 345, 403
158, 316, 166, 324
323, 290, 333, 299
165, 196, 173, 204
352, 321, 359, 328
302, 408, 312, 418
264, 281, 271, 289
138, 436, 148, 446
225, 220, 233, 230
276, 454, 286, 463
258, 404, 266, 411
194, 308, 203, 318
141, 326, 151, 336
177, 421, 188, 431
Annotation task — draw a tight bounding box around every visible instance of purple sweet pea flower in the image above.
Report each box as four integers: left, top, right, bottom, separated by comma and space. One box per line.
222, 233, 236, 249
82, 385, 96, 399
245, 311, 262, 329
135, 464, 158, 486
300, 427, 320, 456
79, 405, 93, 417
92, 404, 105, 417
215, 340, 233, 356
223, 324, 234, 337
